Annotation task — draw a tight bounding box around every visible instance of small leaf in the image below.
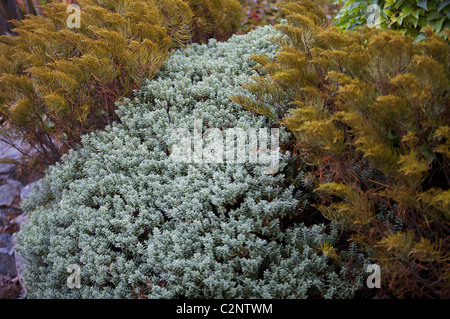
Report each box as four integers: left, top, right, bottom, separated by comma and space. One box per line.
398, 28, 408, 35
384, 9, 394, 16
417, 0, 428, 11
435, 17, 446, 33
438, 0, 450, 12
427, 20, 437, 29
401, 5, 414, 17
385, 0, 396, 7
426, 11, 442, 21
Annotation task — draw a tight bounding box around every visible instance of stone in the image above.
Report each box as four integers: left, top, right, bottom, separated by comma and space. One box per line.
0, 179, 21, 208
0, 208, 7, 227
6, 178, 23, 189
0, 207, 22, 230
0, 184, 18, 207
0, 139, 24, 159
0, 233, 17, 277
0, 140, 22, 176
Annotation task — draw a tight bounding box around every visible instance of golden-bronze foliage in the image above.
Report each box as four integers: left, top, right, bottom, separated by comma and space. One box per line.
0, 0, 243, 173
187, 0, 243, 43
231, 0, 449, 298
0, 0, 189, 170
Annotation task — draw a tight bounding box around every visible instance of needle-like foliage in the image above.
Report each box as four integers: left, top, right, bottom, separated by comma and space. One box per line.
232, 0, 449, 298
0, 0, 244, 173
16, 25, 365, 299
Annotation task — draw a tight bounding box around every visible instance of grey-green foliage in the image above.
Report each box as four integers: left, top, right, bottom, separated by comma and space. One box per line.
16, 25, 366, 299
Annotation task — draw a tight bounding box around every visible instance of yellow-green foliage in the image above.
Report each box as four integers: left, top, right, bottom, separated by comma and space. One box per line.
232, 0, 450, 298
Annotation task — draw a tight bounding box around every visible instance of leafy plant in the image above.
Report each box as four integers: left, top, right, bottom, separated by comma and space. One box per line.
0, 0, 243, 174
232, 0, 450, 298
334, 0, 450, 40
16, 25, 365, 298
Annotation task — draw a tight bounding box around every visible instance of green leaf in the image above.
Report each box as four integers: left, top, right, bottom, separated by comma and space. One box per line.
401, 5, 414, 17
414, 33, 426, 42
350, 5, 361, 15
334, 14, 352, 27
394, 0, 406, 9
384, 9, 394, 16
417, 0, 428, 11
389, 16, 399, 25
398, 28, 408, 35
385, 0, 396, 7
426, 11, 442, 21
427, 20, 437, 29
435, 17, 446, 33
438, 0, 450, 13
418, 16, 427, 27
412, 9, 420, 19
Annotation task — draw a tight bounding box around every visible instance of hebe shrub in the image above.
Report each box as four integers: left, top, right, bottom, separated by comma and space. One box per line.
232, 0, 449, 298
16, 25, 365, 299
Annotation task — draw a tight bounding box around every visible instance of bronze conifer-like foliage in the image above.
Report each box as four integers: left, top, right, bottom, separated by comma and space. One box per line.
0, 0, 194, 172
0, 0, 245, 173
187, 0, 243, 43
231, 0, 449, 298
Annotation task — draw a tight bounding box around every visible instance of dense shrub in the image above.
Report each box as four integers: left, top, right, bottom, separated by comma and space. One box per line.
0, 0, 244, 173
16, 25, 366, 299
0, 0, 192, 171
232, 0, 449, 298
335, 0, 450, 40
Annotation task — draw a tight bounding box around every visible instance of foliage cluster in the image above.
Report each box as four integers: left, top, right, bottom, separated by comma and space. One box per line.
334, 0, 450, 40
186, 0, 243, 43
16, 25, 365, 298
0, 0, 243, 173
232, 0, 450, 298
7, 0, 450, 299
238, 0, 341, 34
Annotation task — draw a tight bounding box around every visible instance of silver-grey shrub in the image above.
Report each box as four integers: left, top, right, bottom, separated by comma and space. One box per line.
16, 25, 366, 299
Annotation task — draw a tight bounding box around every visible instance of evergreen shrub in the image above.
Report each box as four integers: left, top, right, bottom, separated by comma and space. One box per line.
232, 0, 449, 298
16, 25, 366, 299
0, 0, 243, 172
